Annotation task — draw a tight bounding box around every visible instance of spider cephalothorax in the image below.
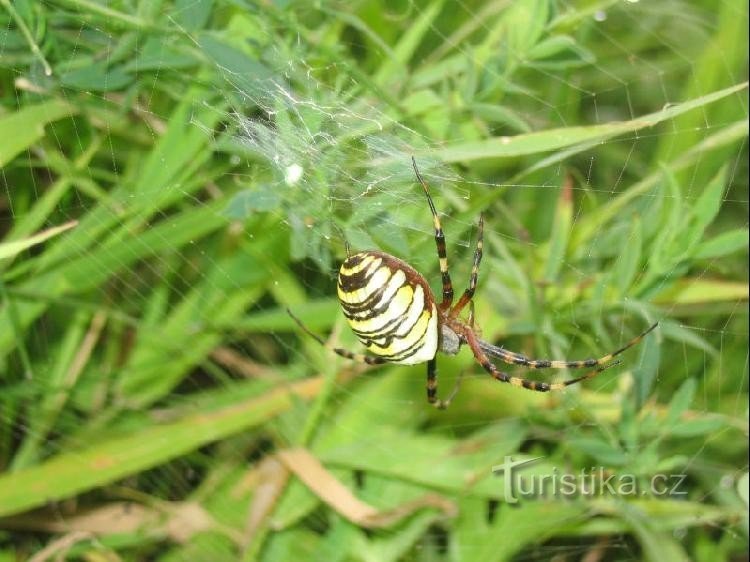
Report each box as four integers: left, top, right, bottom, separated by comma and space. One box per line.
289, 158, 658, 408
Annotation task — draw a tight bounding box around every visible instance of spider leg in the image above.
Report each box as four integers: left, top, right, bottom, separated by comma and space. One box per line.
477, 322, 658, 370
287, 308, 388, 366
450, 213, 484, 319
412, 157, 454, 310
426, 358, 464, 409
465, 329, 622, 392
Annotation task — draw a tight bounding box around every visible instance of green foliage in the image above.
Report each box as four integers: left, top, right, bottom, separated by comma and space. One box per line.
0, 1, 747, 561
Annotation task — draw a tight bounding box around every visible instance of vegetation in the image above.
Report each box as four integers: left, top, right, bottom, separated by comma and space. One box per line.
0, 1, 747, 560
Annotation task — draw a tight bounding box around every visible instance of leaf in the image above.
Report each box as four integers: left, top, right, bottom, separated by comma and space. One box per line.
504, 0, 548, 58
568, 437, 628, 466
0, 220, 77, 261
401, 89, 445, 115
655, 320, 716, 355
236, 300, 339, 333
570, 119, 747, 248
174, 0, 213, 30
0, 202, 228, 359
692, 166, 728, 232
319, 422, 526, 499
738, 472, 749, 509
612, 216, 642, 295
418, 82, 748, 163
664, 379, 696, 427
527, 34, 595, 63
124, 37, 198, 71
694, 228, 749, 259
646, 167, 684, 275
224, 188, 282, 217
455, 499, 587, 562
277, 448, 454, 528
374, 0, 444, 84
618, 502, 690, 562
469, 103, 532, 133
60, 61, 134, 91
0, 377, 325, 517
543, 174, 573, 282
0, 99, 76, 166
652, 279, 749, 305
669, 417, 726, 437
198, 34, 273, 91
633, 331, 661, 409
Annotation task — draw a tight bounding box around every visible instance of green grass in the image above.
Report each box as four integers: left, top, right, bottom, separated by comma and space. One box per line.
0, 1, 748, 561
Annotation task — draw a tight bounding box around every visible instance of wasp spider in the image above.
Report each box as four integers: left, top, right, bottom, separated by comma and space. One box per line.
289, 158, 658, 408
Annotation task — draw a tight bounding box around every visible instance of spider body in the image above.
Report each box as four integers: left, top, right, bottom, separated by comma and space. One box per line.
337, 251, 439, 365
336, 249, 468, 364
289, 158, 658, 408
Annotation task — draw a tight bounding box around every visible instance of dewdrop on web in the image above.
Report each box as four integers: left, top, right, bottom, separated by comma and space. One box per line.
285, 163, 304, 186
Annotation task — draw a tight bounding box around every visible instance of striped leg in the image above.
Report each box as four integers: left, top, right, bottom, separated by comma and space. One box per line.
476, 322, 658, 370
287, 309, 388, 366
426, 358, 464, 409
412, 157, 454, 310
450, 214, 484, 318
465, 330, 621, 392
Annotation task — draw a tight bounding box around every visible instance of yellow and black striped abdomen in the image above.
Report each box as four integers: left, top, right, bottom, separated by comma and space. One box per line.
337, 251, 439, 365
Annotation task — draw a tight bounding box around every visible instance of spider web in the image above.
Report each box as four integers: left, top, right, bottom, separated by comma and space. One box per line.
0, 1, 747, 561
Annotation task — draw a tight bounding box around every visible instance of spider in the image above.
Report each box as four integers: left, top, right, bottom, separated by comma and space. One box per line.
288, 158, 658, 409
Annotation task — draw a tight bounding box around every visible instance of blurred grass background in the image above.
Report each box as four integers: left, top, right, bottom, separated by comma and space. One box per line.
0, 1, 748, 561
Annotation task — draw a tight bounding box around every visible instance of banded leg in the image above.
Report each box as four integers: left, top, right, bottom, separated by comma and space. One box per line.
412, 157, 453, 310
465, 330, 621, 392
426, 358, 464, 409
287, 309, 388, 366
450, 213, 484, 319
477, 322, 658, 370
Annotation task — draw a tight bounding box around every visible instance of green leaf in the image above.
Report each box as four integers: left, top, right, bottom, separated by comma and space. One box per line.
60, 61, 134, 91
235, 300, 339, 333
527, 35, 595, 63
694, 228, 749, 259
618, 503, 690, 562
669, 417, 726, 437
0, 379, 321, 517
469, 103, 532, 133
647, 167, 684, 274
665, 378, 696, 427
692, 166, 728, 231
124, 37, 198, 71
455, 500, 587, 562
612, 216, 642, 295
653, 279, 749, 304
738, 472, 749, 508
0, 220, 77, 261
0, 99, 76, 166
568, 437, 628, 466
224, 187, 282, 217
656, 320, 716, 355
504, 0, 548, 58
420, 82, 748, 163
633, 331, 661, 408
543, 175, 573, 282
374, 0, 444, 84
571, 119, 748, 249
174, 0, 213, 30
198, 34, 273, 91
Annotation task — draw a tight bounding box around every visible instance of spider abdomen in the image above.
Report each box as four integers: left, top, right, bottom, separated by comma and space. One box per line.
337, 251, 439, 365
